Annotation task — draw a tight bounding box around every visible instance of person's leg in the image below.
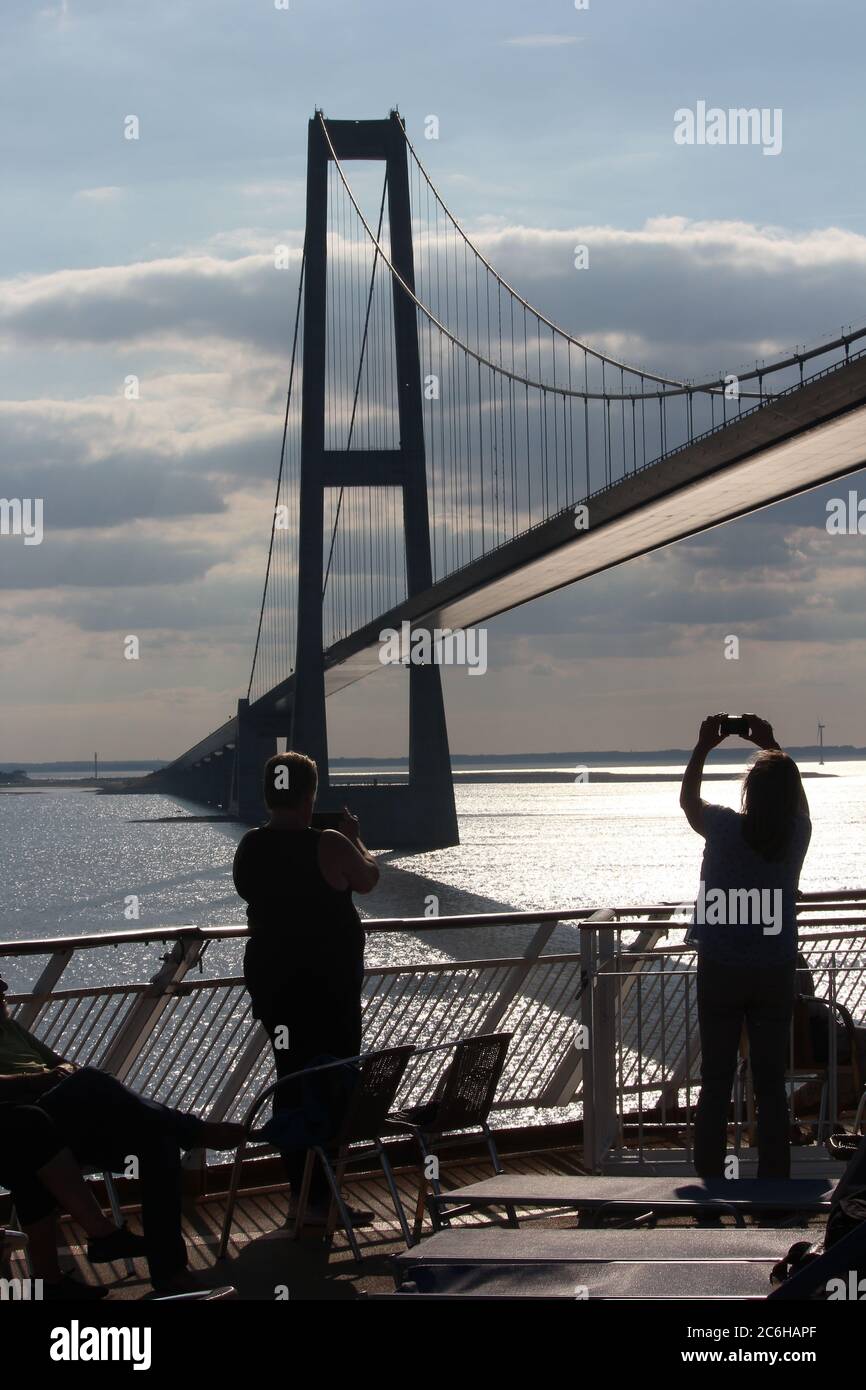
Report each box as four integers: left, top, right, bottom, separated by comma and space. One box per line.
693, 957, 747, 1178
746, 961, 796, 1179
40, 1066, 241, 1154
0, 1105, 127, 1288
131, 1134, 191, 1291
37, 1071, 191, 1288
306, 997, 364, 1212
261, 1009, 331, 1208
21, 1212, 63, 1282
262, 998, 363, 1213
34, 1147, 117, 1238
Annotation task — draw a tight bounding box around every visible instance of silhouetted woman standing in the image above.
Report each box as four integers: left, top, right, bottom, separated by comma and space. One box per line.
680, 714, 811, 1179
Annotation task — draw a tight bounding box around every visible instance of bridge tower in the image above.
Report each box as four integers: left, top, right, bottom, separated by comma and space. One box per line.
287, 110, 458, 848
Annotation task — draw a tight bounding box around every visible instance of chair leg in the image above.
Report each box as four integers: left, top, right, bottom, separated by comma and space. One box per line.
292, 1149, 316, 1241
217, 1140, 247, 1259
315, 1147, 362, 1263
482, 1122, 504, 1175
412, 1180, 427, 1244
482, 1124, 517, 1228
817, 1080, 828, 1143
377, 1142, 413, 1248
324, 1151, 348, 1243
416, 1134, 451, 1230
103, 1172, 135, 1277
9, 1206, 33, 1280
412, 1134, 442, 1238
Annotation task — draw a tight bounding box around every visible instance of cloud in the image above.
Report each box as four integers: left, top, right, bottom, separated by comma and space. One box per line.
0, 251, 302, 354
2, 207, 865, 740
2, 217, 863, 388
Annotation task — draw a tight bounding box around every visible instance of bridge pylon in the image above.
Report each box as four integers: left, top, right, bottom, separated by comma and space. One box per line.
289, 110, 458, 849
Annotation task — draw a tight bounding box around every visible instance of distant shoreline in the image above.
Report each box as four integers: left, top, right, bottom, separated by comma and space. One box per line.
2, 746, 862, 777
0, 768, 836, 794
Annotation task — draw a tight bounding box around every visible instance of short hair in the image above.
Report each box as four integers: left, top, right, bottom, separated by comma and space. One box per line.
263, 751, 318, 810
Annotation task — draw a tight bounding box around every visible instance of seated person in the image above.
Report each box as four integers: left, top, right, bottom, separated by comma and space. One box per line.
0, 975, 244, 1295
1, 1103, 147, 1299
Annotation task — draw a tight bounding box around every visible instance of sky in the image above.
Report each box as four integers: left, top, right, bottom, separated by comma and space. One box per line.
2, 0, 866, 761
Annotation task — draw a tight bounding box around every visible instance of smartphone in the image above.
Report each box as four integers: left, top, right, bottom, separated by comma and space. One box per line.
311, 810, 343, 831
719, 714, 751, 738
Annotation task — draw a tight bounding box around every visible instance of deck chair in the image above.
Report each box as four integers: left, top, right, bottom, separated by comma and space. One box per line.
387, 1032, 512, 1241
217, 1045, 417, 1264
428, 1174, 836, 1227
389, 1225, 786, 1299
293, 1044, 417, 1262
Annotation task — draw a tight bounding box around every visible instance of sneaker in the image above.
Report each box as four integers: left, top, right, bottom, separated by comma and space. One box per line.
43, 1274, 109, 1301
87, 1222, 149, 1264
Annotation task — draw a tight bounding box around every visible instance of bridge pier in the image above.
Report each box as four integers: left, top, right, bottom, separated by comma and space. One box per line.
229, 698, 277, 823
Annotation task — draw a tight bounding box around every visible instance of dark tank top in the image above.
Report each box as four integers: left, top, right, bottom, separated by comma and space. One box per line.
233, 825, 364, 1018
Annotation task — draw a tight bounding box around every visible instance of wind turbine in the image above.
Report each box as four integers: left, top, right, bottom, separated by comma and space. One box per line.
817, 721, 825, 767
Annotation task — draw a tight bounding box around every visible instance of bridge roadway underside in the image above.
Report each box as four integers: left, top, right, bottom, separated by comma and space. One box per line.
161, 354, 866, 840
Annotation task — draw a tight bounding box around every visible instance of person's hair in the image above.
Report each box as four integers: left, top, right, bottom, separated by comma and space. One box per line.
740, 749, 804, 861
263, 751, 318, 811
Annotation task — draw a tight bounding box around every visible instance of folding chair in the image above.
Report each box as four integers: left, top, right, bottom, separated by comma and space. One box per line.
218, 1045, 416, 1264
387, 1032, 512, 1241
293, 1044, 417, 1262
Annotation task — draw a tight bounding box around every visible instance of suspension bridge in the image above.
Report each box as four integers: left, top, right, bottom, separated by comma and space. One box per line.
155, 109, 866, 846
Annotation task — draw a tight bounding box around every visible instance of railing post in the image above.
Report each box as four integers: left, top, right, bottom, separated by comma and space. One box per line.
205, 1021, 270, 1123
541, 921, 665, 1110
14, 949, 74, 1030
475, 919, 558, 1034
99, 936, 204, 1083
581, 917, 619, 1172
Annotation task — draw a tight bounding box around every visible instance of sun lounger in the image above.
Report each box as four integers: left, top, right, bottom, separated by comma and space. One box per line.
430, 1174, 835, 1227
394, 1224, 790, 1274
388, 1220, 801, 1299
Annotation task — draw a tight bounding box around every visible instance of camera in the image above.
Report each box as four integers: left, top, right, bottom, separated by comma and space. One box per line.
719, 713, 751, 739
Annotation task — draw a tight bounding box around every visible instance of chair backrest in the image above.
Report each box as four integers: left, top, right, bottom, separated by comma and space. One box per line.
338, 1045, 416, 1145
432, 1032, 512, 1133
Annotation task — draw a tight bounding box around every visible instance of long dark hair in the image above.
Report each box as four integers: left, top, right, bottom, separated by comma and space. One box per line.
740, 750, 804, 861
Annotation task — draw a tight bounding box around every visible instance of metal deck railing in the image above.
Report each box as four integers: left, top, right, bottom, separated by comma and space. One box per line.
2, 891, 864, 1174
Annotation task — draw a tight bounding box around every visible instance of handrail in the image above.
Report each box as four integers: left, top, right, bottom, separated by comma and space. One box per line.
2, 901, 864, 1162
3, 894, 866, 957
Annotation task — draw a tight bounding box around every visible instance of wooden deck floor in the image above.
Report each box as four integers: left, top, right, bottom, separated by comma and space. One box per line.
29, 1146, 588, 1301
